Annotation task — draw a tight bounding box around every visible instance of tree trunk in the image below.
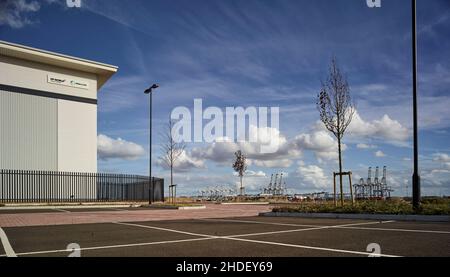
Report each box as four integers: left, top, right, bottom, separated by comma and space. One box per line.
333, 172, 337, 207
338, 136, 344, 206
170, 165, 173, 187
240, 175, 243, 196
171, 165, 175, 204
170, 153, 174, 203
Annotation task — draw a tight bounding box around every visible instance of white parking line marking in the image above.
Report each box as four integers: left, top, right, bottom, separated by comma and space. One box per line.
336, 226, 450, 234
0, 227, 17, 257
197, 218, 320, 228
199, 218, 390, 227
228, 221, 387, 238
112, 221, 402, 257
3, 219, 440, 257
224, 237, 401, 257
2, 220, 402, 257
201, 218, 450, 235
113, 222, 219, 238
0, 237, 215, 257
116, 220, 381, 239
228, 227, 324, 237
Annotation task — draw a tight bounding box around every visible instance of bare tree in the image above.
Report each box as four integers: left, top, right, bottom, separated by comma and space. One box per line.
232, 150, 247, 196
160, 119, 186, 190
317, 57, 355, 206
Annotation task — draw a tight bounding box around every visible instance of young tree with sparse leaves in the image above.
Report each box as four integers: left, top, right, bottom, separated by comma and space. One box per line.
317, 57, 355, 206
232, 150, 247, 196
160, 119, 186, 189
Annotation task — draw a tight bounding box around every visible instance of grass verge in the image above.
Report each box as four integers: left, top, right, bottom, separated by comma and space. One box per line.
272, 198, 450, 215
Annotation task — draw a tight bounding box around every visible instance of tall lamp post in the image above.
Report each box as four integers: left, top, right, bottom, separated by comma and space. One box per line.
145, 84, 159, 205
367, 0, 421, 209
411, 0, 421, 210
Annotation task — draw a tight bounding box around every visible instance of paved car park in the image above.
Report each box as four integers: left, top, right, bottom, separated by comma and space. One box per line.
0, 206, 449, 257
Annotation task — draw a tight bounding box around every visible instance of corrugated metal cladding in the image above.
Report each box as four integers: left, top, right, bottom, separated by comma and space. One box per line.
0, 90, 58, 170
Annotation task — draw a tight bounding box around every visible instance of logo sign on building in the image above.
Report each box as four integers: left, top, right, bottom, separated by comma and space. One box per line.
47, 74, 90, 90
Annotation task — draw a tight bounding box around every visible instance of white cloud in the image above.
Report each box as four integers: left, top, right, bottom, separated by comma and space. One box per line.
253, 159, 293, 168
422, 169, 450, 188
292, 124, 346, 163
419, 10, 450, 36
190, 138, 239, 164
190, 125, 301, 166
0, 0, 63, 28
356, 83, 389, 94
190, 122, 348, 168
188, 111, 407, 169
432, 153, 450, 170
234, 170, 266, 177
357, 143, 377, 149
176, 151, 206, 170
98, 75, 147, 113
0, 0, 41, 28
375, 150, 386, 158
296, 164, 329, 189
97, 134, 146, 161
156, 150, 206, 172
433, 153, 450, 163
348, 111, 410, 145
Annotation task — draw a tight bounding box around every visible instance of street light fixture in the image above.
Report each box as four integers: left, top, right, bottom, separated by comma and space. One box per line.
144, 83, 160, 205
411, 0, 421, 210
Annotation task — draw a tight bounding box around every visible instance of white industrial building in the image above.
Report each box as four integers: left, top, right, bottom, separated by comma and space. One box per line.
0, 40, 118, 173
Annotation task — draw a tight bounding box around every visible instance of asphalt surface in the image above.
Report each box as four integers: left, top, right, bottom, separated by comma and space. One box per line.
1, 216, 449, 257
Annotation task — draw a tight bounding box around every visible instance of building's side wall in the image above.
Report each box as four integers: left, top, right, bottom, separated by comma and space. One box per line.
0, 55, 98, 174
0, 53, 103, 200
58, 100, 98, 173
0, 90, 58, 170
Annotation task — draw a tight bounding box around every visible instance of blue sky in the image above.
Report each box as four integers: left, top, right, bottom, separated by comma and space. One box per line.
1, 0, 449, 196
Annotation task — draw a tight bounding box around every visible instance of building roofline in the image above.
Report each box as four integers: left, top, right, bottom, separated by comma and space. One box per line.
0, 40, 118, 90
